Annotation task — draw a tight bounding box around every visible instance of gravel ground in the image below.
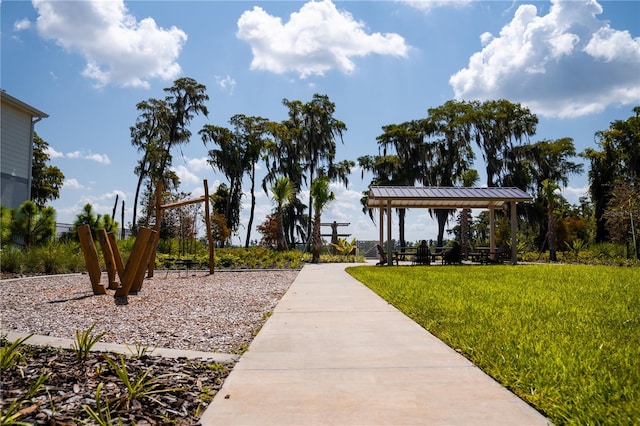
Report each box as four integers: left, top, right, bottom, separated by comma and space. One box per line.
0, 270, 299, 425
1, 270, 298, 353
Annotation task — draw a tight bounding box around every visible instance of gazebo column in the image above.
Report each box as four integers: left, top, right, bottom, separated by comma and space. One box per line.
386, 200, 393, 265
489, 206, 496, 252
510, 201, 517, 264
379, 204, 384, 248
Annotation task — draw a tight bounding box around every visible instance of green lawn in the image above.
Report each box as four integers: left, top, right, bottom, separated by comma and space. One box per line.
346, 264, 640, 425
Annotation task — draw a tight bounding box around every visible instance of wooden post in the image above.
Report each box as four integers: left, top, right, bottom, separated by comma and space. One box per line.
77, 224, 106, 295
115, 227, 154, 302
97, 229, 119, 290
130, 230, 158, 294
510, 201, 518, 265
204, 179, 214, 275
108, 232, 125, 282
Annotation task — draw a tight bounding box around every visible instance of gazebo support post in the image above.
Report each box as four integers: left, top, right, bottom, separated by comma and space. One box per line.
489, 206, 496, 253
379, 206, 384, 261
386, 200, 393, 265
510, 201, 518, 264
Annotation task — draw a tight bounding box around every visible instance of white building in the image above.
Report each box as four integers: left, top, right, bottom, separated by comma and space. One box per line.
1, 90, 49, 209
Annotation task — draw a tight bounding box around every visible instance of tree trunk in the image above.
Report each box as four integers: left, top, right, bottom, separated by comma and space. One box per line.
132, 173, 145, 234
311, 213, 322, 263
547, 205, 557, 261
245, 166, 256, 248
461, 208, 470, 258
398, 208, 406, 248
435, 209, 449, 247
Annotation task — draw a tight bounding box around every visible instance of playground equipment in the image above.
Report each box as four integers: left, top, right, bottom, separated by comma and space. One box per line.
320, 221, 350, 254
77, 179, 215, 304
147, 179, 214, 277
78, 224, 157, 304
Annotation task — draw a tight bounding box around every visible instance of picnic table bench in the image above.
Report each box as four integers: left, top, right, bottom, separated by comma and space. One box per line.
163, 257, 198, 276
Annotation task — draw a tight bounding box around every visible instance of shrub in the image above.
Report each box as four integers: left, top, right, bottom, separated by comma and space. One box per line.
0, 246, 24, 274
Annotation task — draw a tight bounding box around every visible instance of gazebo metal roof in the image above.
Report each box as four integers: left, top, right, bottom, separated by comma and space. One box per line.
367, 186, 533, 265
367, 186, 532, 210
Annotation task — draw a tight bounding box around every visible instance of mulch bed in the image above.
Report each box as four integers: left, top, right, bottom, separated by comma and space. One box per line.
1, 340, 233, 425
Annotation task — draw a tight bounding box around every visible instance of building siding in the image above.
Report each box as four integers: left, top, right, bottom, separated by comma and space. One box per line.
1, 91, 48, 209
1, 102, 33, 178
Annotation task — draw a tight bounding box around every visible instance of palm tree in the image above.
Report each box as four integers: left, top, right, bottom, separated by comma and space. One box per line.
130, 98, 170, 231
283, 94, 346, 241
130, 78, 208, 233
263, 121, 306, 246
524, 138, 584, 249
271, 177, 295, 251
229, 115, 270, 248
310, 176, 335, 263
200, 124, 244, 243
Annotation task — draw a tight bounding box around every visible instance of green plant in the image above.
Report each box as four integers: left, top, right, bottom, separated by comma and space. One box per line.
564, 238, 587, 261
232, 344, 248, 355
0, 368, 49, 425
0, 246, 23, 274
80, 382, 122, 426
0, 333, 32, 372
103, 354, 187, 410
72, 322, 107, 360
216, 252, 240, 268
330, 237, 358, 256
125, 341, 154, 359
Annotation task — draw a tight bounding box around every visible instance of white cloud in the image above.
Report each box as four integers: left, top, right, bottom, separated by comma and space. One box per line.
63, 178, 84, 189
172, 165, 201, 185
84, 153, 111, 164
185, 157, 211, 172
449, 0, 640, 118
14, 18, 31, 31
33, 0, 186, 88
216, 74, 237, 94
45, 146, 64, 158
561, 185, 589, 205
400, 0, 474, 14
64, 150, 110, 164
237, 0, 409, 78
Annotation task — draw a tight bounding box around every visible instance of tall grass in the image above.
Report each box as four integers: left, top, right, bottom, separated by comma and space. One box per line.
347, 264, 640, 425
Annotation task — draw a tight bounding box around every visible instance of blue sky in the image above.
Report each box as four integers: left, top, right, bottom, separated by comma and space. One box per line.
2, 0, 639, 245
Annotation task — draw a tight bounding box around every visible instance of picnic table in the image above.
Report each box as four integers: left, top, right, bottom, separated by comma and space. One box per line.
393, 247, 417, 263
393, 246, 432, 265
468, 247, 509, 264
163, 257, 198, 277
430, 247, 447, 264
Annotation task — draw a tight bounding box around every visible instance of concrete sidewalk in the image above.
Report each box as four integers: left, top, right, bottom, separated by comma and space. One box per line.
200, 263, 551, 425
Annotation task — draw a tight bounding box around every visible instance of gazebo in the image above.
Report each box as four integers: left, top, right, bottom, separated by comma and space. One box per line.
366, 186, 533, 265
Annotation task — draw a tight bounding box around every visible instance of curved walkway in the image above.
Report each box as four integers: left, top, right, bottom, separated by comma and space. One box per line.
200, 262, 551, 425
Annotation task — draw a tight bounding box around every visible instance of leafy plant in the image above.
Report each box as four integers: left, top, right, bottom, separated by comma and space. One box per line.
102, 354, 187, 410
0, 368, 49, 425
564, 238, 587, 260
232, 344, 248, 355
0, 333, 32, 372
330, 237, 359, 256
0, 246, 23, 274
72, 322, 107, 360
80, 382, 122, 426
125, 341, 154, 359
